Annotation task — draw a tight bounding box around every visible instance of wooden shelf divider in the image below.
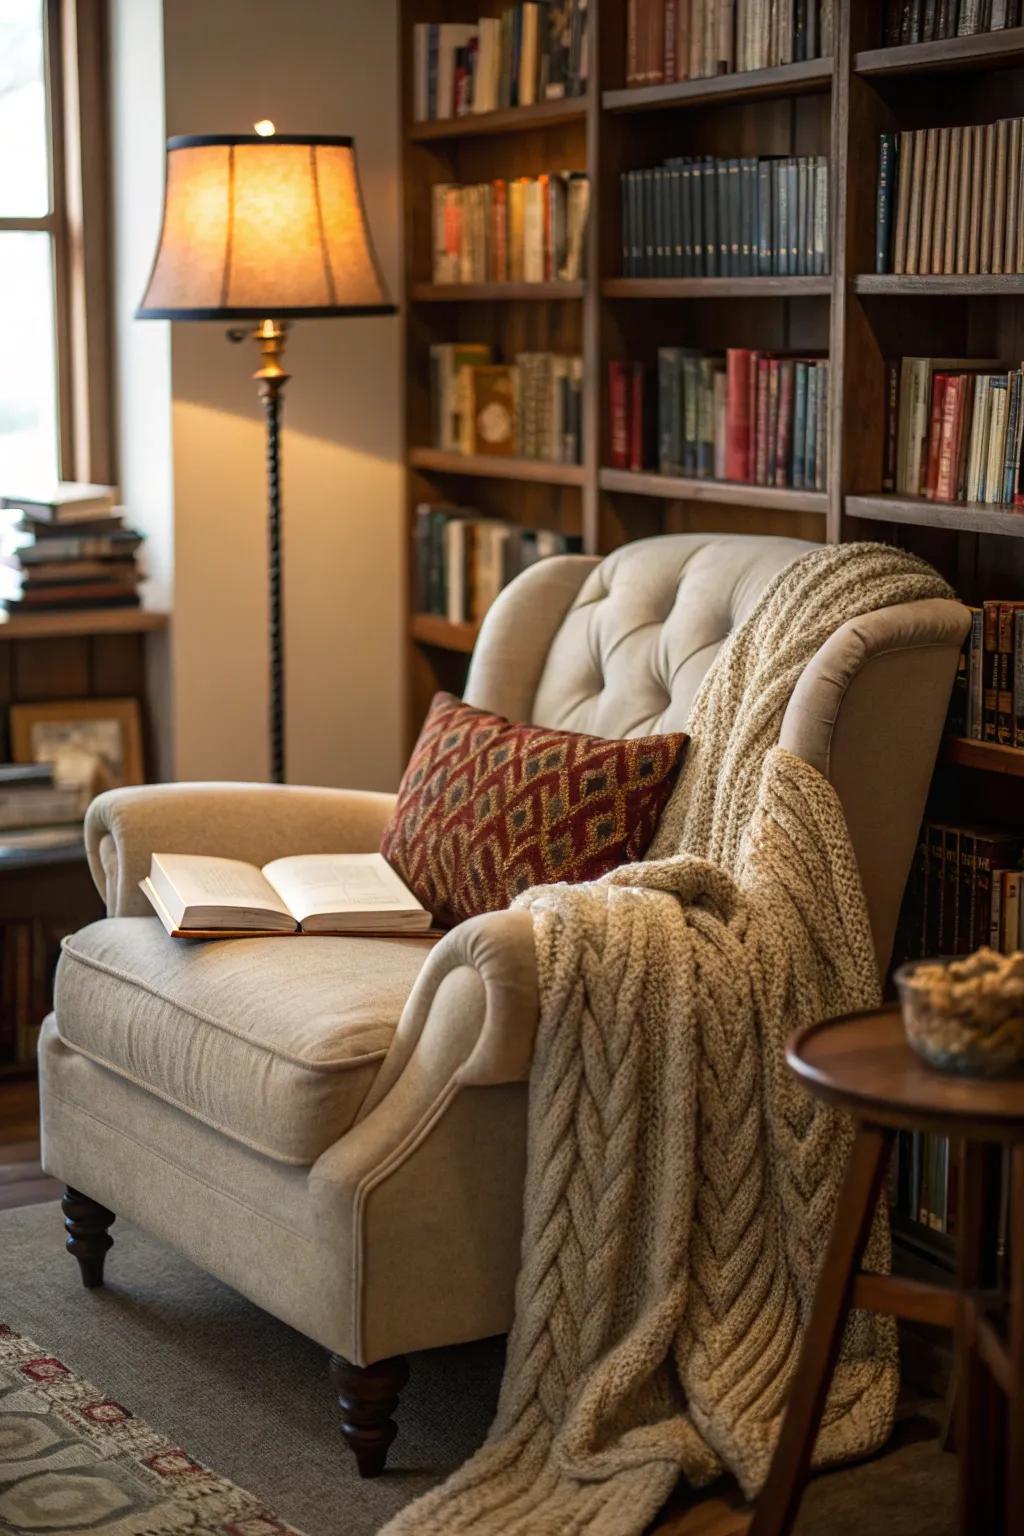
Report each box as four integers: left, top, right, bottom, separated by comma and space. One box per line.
942, 739, 1024, 776
410, 280, 585, 302
602, 276, 832, 298
852, 274, 1024, 296
410, 613, 481, 654
855, 27, 1024, 78
0, 608, 169, 641
599, 467, 828, 514
602, 55, 832, 113
845, 494, 1024, 538
409, 446, 586, 486
408, 96, 588, 141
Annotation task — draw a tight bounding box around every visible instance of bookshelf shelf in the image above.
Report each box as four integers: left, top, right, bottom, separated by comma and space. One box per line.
409, 446, 585, 486
600, 467, 827, 514
602, 276, 832, 298
410, 281, 585, 302
408, 96, 588, 141
845, 494, 1024, 539
853, 274, 1024, 296
410, 613, 481, 653
0, 608, 169, 641
855, 28, 1024, 80
942, 739, 1024, 777
602, 56, 832, 114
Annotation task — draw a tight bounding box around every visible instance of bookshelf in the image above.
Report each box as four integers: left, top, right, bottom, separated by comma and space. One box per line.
401, 0, 1024, 1365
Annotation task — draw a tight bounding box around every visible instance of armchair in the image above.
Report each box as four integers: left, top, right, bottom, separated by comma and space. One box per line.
40, 533, 969, 1477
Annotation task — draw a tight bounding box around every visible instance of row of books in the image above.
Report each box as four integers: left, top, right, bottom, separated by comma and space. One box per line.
0, 483, 143, 613
626, 0, 833, 84
948, 601, 1024, 744
622, 156, 830, 279
611, 348, 829, 487
431, 174, 590, 285
890, 1132, 957, 1238
412, 3, 589, 122
0, 919, 64, 1071
898, 819, 1024, 962
430, 343, 584, 463
413, 504, 582, 624
884, 0, 1024, 43
875, 120, 1024, 277
883, 356, 1024, 505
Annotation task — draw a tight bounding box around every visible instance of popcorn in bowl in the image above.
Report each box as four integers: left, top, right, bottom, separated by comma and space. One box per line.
895, 949, 1024, 1076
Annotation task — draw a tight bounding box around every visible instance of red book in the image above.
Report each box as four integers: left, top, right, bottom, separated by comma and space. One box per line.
754, 356, 770, 485
747, 350, 760, 482
725, 349, 754, 482
647, 0, 665, 84
663, 0, 676, 81
923, 372, 949, 500
627, 0, 640, 84
775, 361, 795, 488
766, 359, 780, 484
608, 362, 630, 470
935, 375, 964, 504
629, 363, 646, 472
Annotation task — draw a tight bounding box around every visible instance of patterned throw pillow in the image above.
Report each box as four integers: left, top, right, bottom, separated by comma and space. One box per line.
380, 692, 689, 928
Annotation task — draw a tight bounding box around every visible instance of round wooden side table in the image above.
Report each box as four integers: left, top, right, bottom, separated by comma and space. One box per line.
749, 1003, 1024, 1536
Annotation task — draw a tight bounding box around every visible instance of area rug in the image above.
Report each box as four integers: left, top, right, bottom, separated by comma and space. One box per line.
0, 1201, 954, 1535
0, 1322, 302, 1534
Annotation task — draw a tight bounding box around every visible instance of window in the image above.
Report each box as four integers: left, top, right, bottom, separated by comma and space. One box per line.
0, 0, 110, 492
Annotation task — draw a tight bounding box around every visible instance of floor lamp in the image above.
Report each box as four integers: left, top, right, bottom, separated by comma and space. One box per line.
137, 129, 395, 783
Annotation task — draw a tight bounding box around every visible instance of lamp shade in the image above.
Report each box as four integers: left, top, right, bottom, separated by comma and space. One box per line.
137, 134, 395, 320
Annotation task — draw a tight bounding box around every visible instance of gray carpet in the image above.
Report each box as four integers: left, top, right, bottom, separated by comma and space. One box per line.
0, 1201, 954, 1535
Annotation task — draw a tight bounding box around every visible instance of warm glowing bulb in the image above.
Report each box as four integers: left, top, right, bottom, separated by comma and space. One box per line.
253, 119, 276, 137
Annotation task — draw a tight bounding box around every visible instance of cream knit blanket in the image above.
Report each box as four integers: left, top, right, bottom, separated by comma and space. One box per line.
382, 543, 953, 1535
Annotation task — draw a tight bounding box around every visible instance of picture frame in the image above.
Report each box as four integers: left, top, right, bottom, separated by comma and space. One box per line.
9, 697, 145, 798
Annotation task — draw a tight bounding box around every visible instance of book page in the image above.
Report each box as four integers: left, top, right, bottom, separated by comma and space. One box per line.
261, 852, 427, 925
150, 853, 294, 922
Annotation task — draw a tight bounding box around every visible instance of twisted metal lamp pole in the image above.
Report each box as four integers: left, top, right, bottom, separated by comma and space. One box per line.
252, 320, 290, 784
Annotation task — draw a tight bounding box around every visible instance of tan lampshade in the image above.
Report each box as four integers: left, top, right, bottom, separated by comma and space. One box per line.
137, 134, 394, 319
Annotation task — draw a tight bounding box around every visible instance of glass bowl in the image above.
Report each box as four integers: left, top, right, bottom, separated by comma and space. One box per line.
895, 951, 1024, 1077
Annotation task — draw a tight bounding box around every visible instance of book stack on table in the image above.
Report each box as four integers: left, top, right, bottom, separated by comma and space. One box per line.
0, 483, 144, 615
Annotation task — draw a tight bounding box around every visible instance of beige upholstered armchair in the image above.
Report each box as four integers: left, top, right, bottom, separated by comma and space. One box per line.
40, 533, 969, 1477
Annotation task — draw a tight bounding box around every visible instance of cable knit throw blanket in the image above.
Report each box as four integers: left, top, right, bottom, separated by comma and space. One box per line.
382, 543, 954, 1536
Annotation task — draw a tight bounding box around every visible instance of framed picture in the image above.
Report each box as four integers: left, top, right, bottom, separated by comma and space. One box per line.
10, 698, 144, 799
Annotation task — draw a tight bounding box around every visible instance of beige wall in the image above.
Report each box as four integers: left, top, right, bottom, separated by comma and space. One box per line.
110, 0, 404, 790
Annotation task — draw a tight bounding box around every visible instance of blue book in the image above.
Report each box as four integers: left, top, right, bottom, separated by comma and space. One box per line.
792, 363, 808, 489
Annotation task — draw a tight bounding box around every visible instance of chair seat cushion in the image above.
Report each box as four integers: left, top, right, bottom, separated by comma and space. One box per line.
54, 918, 436, 1165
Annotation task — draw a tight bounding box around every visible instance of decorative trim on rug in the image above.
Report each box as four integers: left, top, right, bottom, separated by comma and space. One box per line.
0, 1324, 305, 1536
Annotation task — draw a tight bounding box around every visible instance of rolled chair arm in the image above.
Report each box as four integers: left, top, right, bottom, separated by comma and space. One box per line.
85, 782, 398, 916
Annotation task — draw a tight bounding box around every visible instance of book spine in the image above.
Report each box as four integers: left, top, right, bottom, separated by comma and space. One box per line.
609, 361, 630, 469
629, 363, 646, 472
924, 372, 948, 499
876, 134, 896, 274
726, 348, 753, 482
1015, 606, 1024, 748
983, 599, 1000, 741
775, 360, 795, 488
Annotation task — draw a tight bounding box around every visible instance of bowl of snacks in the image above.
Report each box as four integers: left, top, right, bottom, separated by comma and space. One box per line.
895, 950, 1024, 1076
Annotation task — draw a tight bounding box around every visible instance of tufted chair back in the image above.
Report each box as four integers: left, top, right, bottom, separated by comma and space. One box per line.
465, 532, 970, 971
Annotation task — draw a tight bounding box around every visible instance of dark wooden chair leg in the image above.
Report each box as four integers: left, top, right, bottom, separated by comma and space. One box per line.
62, 1187, 115, 1289
1006, 1145, 1024, 1536
748, 1122, 895, 1536
957, 1142, 1004, 1536
328, 1352, 409, 1478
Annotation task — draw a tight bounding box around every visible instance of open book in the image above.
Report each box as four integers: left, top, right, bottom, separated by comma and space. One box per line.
141, 852, 433, 937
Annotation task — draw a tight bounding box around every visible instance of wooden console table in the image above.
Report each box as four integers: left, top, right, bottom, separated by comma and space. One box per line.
750, 1004, 1024, 1536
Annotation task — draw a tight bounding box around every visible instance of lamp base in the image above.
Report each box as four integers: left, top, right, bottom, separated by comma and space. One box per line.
252, 321, 290, 785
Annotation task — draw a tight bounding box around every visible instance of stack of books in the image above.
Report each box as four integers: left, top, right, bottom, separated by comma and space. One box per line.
432, 173, 590, 284
882, 356, 1024, 505
413, 504, 582, 624
430, 344, 584, 463
948, 601, 1024, 745
621, 155, 830, 277
0, 483, 144, 614
890, 1132, 956, 1240
626, 346, 829, 488
0, 763, 85, 838
412, 2, 589, 121
875, 121, 1024, 276
626, 0, 833, 84
884, 0, 1022, 44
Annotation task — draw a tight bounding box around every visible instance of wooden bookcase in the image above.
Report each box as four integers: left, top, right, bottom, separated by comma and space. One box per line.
398, 0, 1024, 1367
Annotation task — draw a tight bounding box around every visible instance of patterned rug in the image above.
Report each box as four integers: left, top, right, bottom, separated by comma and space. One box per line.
0, 1324, 303, 1536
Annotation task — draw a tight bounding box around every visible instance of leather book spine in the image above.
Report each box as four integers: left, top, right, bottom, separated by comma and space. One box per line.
609, 362, 630, 469
725, 348, 753, 482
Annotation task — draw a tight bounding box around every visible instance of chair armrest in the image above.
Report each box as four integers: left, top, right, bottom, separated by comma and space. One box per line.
356, 907, 539, 1118
85, 782, 398, 916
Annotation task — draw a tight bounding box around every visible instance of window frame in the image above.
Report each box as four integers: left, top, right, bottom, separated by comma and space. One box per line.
0, 0, 112, 485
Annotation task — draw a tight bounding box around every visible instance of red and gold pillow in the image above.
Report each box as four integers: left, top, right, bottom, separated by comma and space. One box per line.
380, 692, 688, 929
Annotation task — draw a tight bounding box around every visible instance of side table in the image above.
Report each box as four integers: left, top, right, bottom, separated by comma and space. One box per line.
750, 1003, 1024, 1536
